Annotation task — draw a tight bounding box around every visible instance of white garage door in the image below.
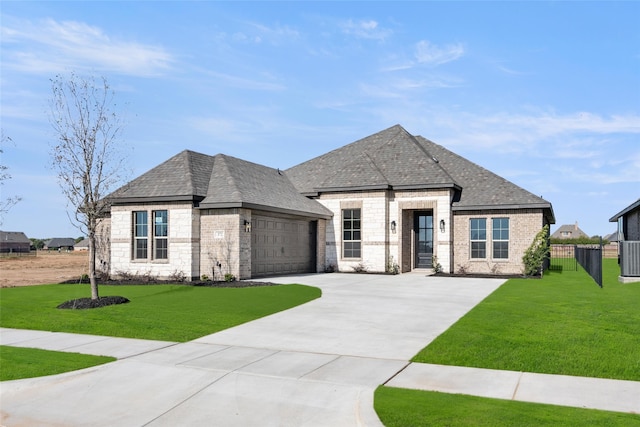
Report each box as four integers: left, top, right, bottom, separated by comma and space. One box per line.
251, 215, 316, 277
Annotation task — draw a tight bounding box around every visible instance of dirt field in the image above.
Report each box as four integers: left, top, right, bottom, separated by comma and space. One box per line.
0, 251, 90, 287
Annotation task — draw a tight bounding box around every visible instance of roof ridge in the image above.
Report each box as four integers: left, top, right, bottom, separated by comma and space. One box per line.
183, 151, 198, 195
362, 151, 391, 185
213, 154, 242, 202
408, 133, 459, 186
415, 135, 552, 209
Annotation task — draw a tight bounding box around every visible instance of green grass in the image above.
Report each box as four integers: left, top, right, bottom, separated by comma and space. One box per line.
374, 387, 640, 427
1, 345, 115, 381
413, 258, 640, 381
0, 283, 321, 342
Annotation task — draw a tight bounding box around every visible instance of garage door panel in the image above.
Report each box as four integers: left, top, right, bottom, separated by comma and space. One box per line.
251, 215, 316, 277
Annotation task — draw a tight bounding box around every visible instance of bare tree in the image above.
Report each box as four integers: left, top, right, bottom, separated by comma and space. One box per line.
0, 130, 22, 224
48, 72, 128, 300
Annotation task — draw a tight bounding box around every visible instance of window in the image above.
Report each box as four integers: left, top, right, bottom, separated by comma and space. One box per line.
470, 218, 486, 259
342, 209, 361, 258
133, 211, 148, 259
154, 210, 168, 259
493, 218, 509, 259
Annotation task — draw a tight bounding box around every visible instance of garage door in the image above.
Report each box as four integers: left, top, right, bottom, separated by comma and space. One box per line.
251, 215, 317, 277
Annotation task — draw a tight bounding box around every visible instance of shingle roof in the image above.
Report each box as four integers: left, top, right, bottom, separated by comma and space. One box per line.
609, 198, 640, 222
200, 154, 332, 218
551, 224, 589, 239
286, 125, 459, 193
108, 150, 214, 203
286, 125, 554, 220
0, 231, 30, 244
413, 135, 553, 212
108, 151, 331, 219
108, 125, 554, 222
46, 238, 76, 248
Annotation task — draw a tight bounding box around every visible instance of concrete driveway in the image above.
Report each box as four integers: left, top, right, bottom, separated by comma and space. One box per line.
0, 273, 504, 426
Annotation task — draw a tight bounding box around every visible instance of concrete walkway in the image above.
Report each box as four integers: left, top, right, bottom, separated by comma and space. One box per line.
1, 273, 638, 426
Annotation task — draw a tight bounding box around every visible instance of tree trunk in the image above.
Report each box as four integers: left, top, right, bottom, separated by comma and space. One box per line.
89, 233, 99, 300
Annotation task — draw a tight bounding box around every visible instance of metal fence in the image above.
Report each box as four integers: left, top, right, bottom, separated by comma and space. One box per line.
620, 241, 640, 277
550, 243, 603, 287
549, 245, 577, 271
575, 242, 603, 288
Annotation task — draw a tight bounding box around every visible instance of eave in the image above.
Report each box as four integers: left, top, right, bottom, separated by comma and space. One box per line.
198, 202, 333, 220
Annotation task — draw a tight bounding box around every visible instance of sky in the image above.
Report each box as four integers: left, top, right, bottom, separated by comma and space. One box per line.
1, 1, 638, 240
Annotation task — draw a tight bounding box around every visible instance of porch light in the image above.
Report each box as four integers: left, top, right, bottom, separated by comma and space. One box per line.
244, 220, 252, 233
440, 219, 446, 233
390, 220, 397, 233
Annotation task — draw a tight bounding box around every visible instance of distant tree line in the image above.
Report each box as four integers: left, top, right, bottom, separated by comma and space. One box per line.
550, 236, 609, 245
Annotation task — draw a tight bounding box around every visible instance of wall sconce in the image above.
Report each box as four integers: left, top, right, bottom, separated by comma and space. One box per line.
390, 220, 397, 233
244, 220, 252, 233
439, 219, 446, 233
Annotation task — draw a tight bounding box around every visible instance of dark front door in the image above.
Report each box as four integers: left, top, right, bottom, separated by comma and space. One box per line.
414, 211, 433, 269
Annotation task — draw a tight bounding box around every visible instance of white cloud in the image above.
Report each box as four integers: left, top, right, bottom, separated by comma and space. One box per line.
1, 17, 174, 77
415, 40, 464, 66
340, 19, 392, 40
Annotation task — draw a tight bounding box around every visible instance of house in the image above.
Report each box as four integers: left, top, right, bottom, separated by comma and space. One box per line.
609, 198, 640, 283
74, 238, 90, 251
604, 232, 618, 244
99, 125, 555, 280
44, 238, 76, 251
551, 222, 589, 240
0, 231, 31, 253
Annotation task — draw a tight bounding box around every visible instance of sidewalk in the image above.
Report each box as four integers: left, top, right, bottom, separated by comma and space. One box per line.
387, 362, 640, 414
3, 329, 639, 421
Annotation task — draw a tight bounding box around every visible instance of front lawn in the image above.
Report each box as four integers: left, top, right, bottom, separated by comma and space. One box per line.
412, 258, 640, 381
374, 387, 640, 427
0, 283, 321, 342
0, 346, 115, 381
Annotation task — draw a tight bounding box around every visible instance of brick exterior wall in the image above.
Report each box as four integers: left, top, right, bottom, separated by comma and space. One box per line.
317, 189, 453, 274
200, 208, 248, 280
110, 203, 199, 280
105, 198, 548, 279
452, 209, 546, 275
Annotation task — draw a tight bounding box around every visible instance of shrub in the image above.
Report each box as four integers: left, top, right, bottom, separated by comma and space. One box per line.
387, 256, 399, 275
432, 256, 442, 274
522, 225, 550, 277
169, 270, 187, 283
224, 273, 236, 282
352, 263, 368, 273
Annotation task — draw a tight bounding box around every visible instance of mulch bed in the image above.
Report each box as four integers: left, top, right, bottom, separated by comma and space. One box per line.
57, 296, 130, 310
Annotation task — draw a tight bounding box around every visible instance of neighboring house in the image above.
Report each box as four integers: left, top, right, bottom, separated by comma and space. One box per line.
0, 231, 31, 253
604, 232, 618, 244
45, 238, 76, 251
551, 222, 589, 240
609, 198, 640, 283
74, 238, 90, 251
99, 125, 555, 280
